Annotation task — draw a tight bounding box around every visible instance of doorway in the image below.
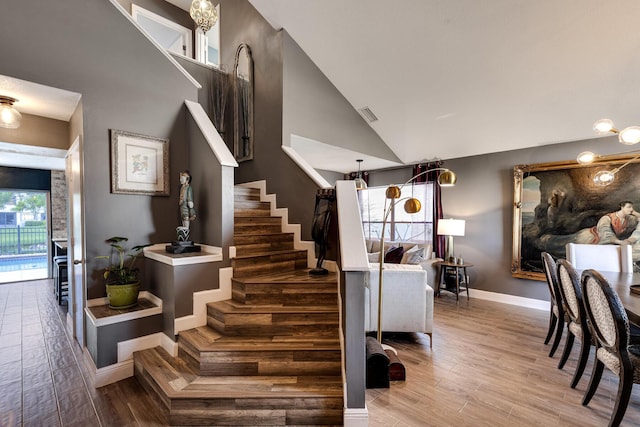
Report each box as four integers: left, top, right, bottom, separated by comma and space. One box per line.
0, 189, 50, 284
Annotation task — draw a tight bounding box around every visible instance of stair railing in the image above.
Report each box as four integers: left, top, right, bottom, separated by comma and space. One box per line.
335, 180, 369, 417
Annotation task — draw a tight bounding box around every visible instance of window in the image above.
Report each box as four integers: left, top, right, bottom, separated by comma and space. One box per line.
132, 4, 193, 57
360, 183, 434, 243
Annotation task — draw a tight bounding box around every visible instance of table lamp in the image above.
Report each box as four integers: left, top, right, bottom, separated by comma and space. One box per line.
437, 219, 465, 262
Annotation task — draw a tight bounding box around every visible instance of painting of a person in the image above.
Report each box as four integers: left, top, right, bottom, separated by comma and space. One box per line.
537, 201, 640, 260
597, 201, 640, 245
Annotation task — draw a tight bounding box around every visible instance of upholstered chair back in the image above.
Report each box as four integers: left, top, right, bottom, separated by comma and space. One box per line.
542, 252, 561, 308
566, 243, 633, 273
582, 270, 629, 355
566, 243, 632, 273
557, 259, 583, 325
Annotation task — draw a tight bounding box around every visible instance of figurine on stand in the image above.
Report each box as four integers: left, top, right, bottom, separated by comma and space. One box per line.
166, 170, 201, 254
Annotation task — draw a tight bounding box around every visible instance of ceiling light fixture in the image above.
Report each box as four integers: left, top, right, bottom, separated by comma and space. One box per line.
593, 118, 640, 145
190, 0, 217, 33
354, 159, 367, 190
576, 151, 597, 165
590, 154, 640, 186
579, 118, 640, 185
0, 96, 22, 129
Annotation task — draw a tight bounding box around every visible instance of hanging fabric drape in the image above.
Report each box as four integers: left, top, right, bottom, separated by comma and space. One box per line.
413, 161, 445, 258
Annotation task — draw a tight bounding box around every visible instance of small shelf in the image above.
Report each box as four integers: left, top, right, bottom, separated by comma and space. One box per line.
143, 243, 223, 266
86, 292, 162, 327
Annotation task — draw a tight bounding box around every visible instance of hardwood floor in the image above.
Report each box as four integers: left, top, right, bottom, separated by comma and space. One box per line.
3, 278, 640, 425
367, 294, 640, 426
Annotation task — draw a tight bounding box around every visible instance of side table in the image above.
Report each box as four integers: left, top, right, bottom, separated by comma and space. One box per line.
435, 260, 473, 301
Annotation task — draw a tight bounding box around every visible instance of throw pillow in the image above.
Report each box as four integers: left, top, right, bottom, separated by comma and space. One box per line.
401, 245, 425, 264
384, 246, 405, 264
368, 252, 380, 263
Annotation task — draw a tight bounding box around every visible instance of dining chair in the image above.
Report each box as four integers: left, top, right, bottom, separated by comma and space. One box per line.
566, 243, 633, 272
556, 259, 591, 388
541, 252, 565, 357
581, 269, 640, 427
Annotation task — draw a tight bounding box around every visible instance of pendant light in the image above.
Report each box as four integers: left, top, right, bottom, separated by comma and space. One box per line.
354, 159, 367, 190
0, 96, 22, 129
190, 0, 218, 33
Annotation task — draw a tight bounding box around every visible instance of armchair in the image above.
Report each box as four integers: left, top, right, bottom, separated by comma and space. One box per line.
364, 263, 434, 347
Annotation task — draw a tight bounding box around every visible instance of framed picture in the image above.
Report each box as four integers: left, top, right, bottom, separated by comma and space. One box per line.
512, 153, 640, 280
110, 129, 169, 196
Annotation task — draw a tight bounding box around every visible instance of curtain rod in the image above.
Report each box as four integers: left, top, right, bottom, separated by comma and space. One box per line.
362, 160, 444, 174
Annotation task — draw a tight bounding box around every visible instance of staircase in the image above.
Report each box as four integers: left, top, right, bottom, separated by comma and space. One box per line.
133, 185, 343, 425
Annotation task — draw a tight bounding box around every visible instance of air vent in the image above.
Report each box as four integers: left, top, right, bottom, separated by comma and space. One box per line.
357, 106, 378, 123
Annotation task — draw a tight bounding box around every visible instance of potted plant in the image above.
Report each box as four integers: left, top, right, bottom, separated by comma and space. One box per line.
97, 236, 151, 309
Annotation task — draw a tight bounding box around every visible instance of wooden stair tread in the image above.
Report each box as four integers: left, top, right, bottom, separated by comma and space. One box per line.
182, 376, 343, 397
232, 249, 307, 260
208, 300, 338, 313
233, 232, 294, 240
232, 269, 337, 284
136, 347, 341, 399
180, 327, 340, 351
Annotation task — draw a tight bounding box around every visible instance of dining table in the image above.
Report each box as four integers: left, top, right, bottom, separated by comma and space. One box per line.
587, 270, 640, 326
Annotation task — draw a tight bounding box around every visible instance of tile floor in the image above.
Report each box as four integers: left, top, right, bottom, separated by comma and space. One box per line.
0, 279, 101, 426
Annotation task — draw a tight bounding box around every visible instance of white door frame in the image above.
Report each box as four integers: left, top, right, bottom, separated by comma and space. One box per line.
66, 136, 86, 346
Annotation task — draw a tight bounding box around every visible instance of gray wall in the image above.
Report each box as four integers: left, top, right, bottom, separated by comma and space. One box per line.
364, 135, 624, 301
217, 1, 317, 241
443, 135, 626, 301
0, 0, 199, 299
282, 32, 400, 164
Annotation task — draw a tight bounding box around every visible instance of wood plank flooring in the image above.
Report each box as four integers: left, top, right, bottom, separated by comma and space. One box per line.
368, 294, 640, 426
3, 278, 640, 425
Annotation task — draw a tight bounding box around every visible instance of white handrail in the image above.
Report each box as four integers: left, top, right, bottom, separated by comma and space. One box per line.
335, 180, 369, 271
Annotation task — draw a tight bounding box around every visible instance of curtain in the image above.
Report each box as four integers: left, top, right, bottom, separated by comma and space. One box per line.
413, 161, 445, 258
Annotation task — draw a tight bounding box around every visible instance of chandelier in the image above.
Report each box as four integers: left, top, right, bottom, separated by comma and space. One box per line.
577, 118, 640, 186
190, 0, 217, 33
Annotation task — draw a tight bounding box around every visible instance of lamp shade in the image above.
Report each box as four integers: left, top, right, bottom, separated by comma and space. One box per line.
438, 170, 457, 187
577, 151, 596, 165
619, 126, 640, 145
593, 118, 615, 134
0, 96, 21, 129
437, 219, 465, 236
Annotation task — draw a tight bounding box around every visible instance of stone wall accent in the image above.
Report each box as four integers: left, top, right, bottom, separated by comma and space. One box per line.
51, 171, 67, 239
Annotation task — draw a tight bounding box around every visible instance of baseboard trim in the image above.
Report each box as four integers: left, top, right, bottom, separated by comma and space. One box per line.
174, 266, 233, 333
84, 347, 134, 388
343, 407, 368, 426
117, 332, 178, 362
468, 288, 548, 311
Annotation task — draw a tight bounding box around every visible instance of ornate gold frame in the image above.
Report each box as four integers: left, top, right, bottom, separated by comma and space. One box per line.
512, 153, 640, 281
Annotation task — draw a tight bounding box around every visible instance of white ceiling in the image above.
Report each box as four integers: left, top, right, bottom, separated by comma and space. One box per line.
246, 0, 640, 167
0, 75, 80, 121
0, 75, 80, 170
6, 1, 640, 174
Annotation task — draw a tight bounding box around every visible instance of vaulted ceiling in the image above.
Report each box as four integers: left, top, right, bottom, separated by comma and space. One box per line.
5, 1, 640, 172
247, 0, 640, 164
